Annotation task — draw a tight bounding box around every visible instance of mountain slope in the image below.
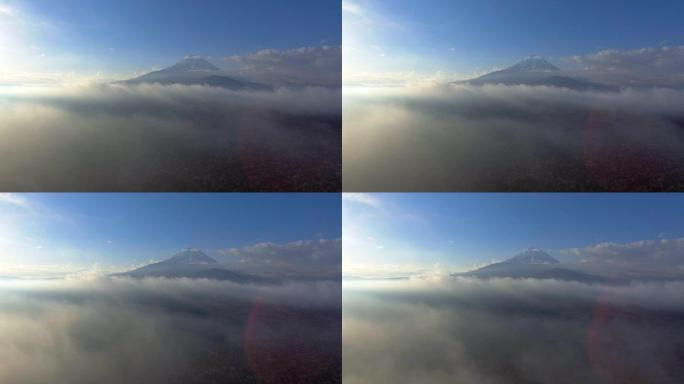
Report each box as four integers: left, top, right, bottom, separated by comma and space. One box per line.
159, 248, 218, 265
458, 248, 608, 283
116, 249, 277, 284
504, 56, 559, 72
165, 56, 220, 72
457, 57, 616, 91
503, 248, 559, 265
124, 57, 272, 90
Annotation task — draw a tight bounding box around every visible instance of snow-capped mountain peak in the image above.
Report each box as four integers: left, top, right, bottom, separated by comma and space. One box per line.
506, 56, 559, 72
506, 248, 559, 264
164, 248, 217, 265
167, 56, 219, 72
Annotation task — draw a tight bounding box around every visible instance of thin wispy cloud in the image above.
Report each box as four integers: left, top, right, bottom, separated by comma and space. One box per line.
342, 0, 362, 16
224, 45, 341, 87
0, 193, 29, 208
560, 235, 684, 277
342, 193, 382, 209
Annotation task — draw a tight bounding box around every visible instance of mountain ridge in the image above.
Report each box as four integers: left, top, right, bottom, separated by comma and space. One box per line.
114, 249, 277, 284
456, 57, 617, 91
123, 57, 272, 90
456, 248, 610, 283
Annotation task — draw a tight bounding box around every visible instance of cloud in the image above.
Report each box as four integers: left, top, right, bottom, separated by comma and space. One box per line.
342, 1, 362, 15
217, 239, 341, 279
568, 45, 684, 87
344, 278, 684, 384
563, 236, 684, 276
0, 277, 341, 384
344, 84, 684, 191
226, 45, 341, 87
0, 83, 341, 191
342, 193, 382, 209
0, 3, 16, 17
0, 193, 28, 208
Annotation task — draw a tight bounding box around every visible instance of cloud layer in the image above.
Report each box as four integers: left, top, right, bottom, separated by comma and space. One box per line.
569, 45, 684, 87
344, 84, 684, 191
344, 278, 684, 384
218, 239, 341, 279
0, 277, 341, 384
0, 83, 341, 191
563, 236, 684, 278
227, 46, 341, 87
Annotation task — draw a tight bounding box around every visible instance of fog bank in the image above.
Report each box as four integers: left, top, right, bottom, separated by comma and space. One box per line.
0, 277, 341, 384
0, 84, 341, 191
344, 85, 684, 191
344, 278, 684, 383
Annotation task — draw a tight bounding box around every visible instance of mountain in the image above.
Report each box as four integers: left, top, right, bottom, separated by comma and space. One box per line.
124, 56, 272, 90
165, 56, 219, 72
503, 248, 559, 265
457, 57, 616, 91
457, 248, 608, 283
159, 248, 218, 265
504, 56, 559, 72
116, 249, 277, 284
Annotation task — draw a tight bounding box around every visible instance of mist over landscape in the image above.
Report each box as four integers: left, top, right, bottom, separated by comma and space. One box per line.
0, 240, 343, 384
0, 70, 341, 192
0, 193, 342, 383
343, 194, 684, 383
343, 0, 684, 192
0, 277, 341, 384
344, 80, 684, 192
0, 0, 341, 191
344, 277, 684, 384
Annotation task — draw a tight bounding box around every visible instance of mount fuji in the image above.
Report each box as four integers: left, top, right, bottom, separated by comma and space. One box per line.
124, 56, 272, 90
456, 57, 616, 91
457, 248, 609, 283
115, 248, 340, 283
116, 249, 277, 284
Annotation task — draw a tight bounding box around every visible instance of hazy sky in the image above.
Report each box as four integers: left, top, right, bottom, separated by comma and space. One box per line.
0, 0, 340, 82
0, 193, 341, 276
343, 193, 684, 276
343, 0, 684, 84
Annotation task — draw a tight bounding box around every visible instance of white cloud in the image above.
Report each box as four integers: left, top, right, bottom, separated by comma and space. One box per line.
342, 0, 362, 15
567, 45, 684, 87
224, 45, 341, 87
563, 235, 684, 275
570, 45, 684, 72
0, 3, 16, 17
342, 193, 382, 209
216, 238, 341, 278
0, 193, 28, 208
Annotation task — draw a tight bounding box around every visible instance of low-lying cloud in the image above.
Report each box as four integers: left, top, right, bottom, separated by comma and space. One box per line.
226, 46, 341, 87
0, 277, 341, 384
344, 84, 684, 191
218, 239, 341, 279
563, 236, 684, 277
344, 278, 684, 384
0, 83, 341, 191
569, 45, 684, 87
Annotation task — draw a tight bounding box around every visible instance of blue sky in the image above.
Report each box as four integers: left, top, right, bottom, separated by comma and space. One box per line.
0, 193, 341, 276
343, 0, 684, 84
343, 193, 684, 276
0, 0, 340, 81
